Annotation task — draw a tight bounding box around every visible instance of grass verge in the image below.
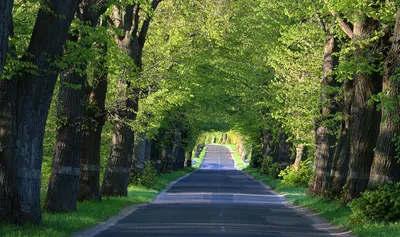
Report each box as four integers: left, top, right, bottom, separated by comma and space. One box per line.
0, 167, 196, 237
192, 145, 206, 169
225, 144, 246, 170
243, 168, 400, 237
225, 143, 400, 236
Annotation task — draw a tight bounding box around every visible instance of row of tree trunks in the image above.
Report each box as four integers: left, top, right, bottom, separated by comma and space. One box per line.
344, 18, 383, 200
0, 0, 14, 220
46, 0, 111, 210
308, 27, 340, 196
329, 79, 352, 197
102, 4, 141, 196
0, 0, 79, 224
368, 9, 400, 188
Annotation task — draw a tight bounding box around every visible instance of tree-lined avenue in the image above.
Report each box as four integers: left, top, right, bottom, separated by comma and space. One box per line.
94, 145, 349, 237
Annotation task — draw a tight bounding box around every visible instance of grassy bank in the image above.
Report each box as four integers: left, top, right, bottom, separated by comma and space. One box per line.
222, 139, 400, 237
192, 145, 207, 169
225, 144, 247, 170
0, 167, 198, 237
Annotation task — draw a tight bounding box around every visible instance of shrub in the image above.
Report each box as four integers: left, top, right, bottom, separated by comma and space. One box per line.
139, 162, 158, 188
348, 182, 400, 223
279, 160, 313, 187
260, 156, 283, 179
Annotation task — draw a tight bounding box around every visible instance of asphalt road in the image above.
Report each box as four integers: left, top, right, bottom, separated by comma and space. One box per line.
94, 145, 348, 237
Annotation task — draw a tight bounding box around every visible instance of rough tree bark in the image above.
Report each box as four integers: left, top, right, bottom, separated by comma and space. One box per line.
368, 9, 400, 188
103, 1, 162, 195
293, 144, 305, 171
78, 71, 107, 201
78, 0, 110, 201
308, 26, 340, 196
0, 0, 12, 76
45, 65, 85, 212
0, 0, 14, 220
345, 18, 383, 199
132, 132, 146, 173
0, 0, 78, 224
329, 79, 353, 197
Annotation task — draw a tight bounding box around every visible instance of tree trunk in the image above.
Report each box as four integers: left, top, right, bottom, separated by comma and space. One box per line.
78, 63, 107, 201
76, 0, 110, 202
45, 67, 85, 212
0, 79, 16, 221
345, 18, 382, 199
294, 144, 304, 171
103, 0, 161, 196
329, 79, 353, 197
0, 0, 78, 224
172, 122, 182, 171
0, 0, 14, 220
101, 96, 137, 196
0, 0, 12, 76
309, 33, 340, 196
368, 9, 400, 188
185, 150, 192, 167
150, 138, 162, 173
276, 128, 292, 166
145, 138, 152, 162
132, 132, 146, 172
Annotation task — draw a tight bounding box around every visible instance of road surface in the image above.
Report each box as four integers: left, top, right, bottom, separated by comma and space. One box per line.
93, 145, 351, 237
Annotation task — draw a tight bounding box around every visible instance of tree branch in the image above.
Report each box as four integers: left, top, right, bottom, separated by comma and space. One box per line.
330, 10, 353, 39
138, 0, 161, 48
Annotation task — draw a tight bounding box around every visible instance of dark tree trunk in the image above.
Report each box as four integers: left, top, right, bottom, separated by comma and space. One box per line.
45, 67, 85, 212
0, 79, 16, 221
368, 9, 400, 188
329, 79, 353, 197
76, 0, 110, 202
145, 138, 152, 162
178, 147, 185, 169
0, 0, 13, 76
0, 0, 78, 224
345, 19, 383, 199
171, 121, 182, 171
250, 147, 263, 168
103, 0, 161, 196
150, 138, 162, 173
309, 33, 340, 196
261, 129, 272, 157
78, 62, 107, 201
101, 97, 137, 196
0, 0, 14, 220
276, 128, 292, 166
132, 132, 146, 177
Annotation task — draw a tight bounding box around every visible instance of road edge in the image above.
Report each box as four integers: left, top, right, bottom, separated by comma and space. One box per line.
73, 169, 200, 237
225, 144, 355, 237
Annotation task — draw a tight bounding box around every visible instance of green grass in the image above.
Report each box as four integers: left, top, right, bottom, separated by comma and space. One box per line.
192, 145, 206, 169
225, 144, 247, 170
243, 167, 400, 237
0, 167, 197, 237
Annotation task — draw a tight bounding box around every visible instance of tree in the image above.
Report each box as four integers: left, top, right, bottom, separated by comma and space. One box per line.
0, 0, 14, 221
368, 8, 400, 188
309, 13, 341, 196
102, 0, 162, 196
0, 0, 79, 224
